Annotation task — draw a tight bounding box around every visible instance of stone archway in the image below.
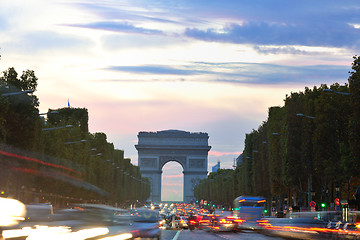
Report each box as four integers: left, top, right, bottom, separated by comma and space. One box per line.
135, 130, 211, 203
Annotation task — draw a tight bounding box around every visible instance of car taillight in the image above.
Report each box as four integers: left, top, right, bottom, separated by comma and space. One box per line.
200, 220, 210, 223
219, 218, 232, 224
234, 219, 246, 224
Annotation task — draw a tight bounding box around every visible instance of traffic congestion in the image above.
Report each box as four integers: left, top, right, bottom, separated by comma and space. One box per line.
2, 196, 360, 240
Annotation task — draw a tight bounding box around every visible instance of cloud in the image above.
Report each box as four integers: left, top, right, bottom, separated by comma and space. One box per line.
68, 21, 163, 35
104, 62, 350, 85
2, 31, 91, 54
253, 46, 310, 55
209, 151, 242, 157
73, 2, 181, 24
163, 174, 183, 178
184, 21, 360, 49
107, 65, 209, 75
102, 34, 177, 49
162, 183, 182, 187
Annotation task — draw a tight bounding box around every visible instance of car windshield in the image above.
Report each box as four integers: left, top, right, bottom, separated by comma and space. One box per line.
132, 210, 160, 222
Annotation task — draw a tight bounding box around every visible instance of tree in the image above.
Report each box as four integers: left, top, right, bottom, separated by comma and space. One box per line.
348, 56, 360, 176
0, 67, 40, 150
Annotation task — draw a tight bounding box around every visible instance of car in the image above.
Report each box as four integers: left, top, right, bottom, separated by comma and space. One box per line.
206, 215, 237, 232
130, 209, 162, 239
178, 216, 189, 229
198, 214, 217, 230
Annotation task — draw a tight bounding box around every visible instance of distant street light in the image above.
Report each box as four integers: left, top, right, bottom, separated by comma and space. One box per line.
42, 125, 73, 131
1, 89, 34, 96
323, 89, 350, 96
91, 153, 102, 157
296, 113, 315, 119
39, 110, 59, 116
65, 139, 87, 144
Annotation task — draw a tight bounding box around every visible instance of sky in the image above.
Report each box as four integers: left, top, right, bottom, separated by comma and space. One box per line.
1, 0, 359, 201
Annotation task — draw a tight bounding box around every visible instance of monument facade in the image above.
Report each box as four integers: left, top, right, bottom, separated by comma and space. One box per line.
135, 130, 211, 203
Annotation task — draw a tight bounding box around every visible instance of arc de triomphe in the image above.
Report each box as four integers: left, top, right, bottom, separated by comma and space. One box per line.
135, 130, 211, 203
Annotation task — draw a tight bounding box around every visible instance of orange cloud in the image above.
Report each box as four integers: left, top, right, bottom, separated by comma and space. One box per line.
209, 151, 242, 157
163, 183, 182, 186
163, 174, 183, 178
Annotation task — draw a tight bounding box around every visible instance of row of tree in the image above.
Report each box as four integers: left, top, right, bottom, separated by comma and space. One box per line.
0, 67, 150, 207
194, 56, 360, 211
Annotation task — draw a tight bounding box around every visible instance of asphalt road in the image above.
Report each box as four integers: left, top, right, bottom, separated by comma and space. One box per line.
159, 228, 286, 240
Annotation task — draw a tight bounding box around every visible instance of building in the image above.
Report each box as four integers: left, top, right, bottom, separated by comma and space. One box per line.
212, 161, 220, 172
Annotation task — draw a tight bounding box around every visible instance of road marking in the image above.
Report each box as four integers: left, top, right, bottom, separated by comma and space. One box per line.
172, 229, 182, 240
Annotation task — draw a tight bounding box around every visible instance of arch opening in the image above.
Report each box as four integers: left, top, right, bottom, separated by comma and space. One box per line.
161, 161, 183, 202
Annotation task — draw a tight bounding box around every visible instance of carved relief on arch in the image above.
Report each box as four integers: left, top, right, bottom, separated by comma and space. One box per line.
189, 159, 205, 169
140, 158, 157, 168
159, 156, 186, 169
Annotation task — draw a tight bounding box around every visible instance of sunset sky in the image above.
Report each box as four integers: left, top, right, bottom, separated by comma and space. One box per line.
1, 0, 359, 201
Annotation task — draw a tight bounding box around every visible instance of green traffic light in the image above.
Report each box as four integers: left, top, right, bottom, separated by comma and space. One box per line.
321, 203, 326, 208
264, 209, 268, 213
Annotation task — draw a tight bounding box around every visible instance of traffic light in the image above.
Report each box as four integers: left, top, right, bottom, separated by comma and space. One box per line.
264, 209, 268, 214
321, 203, 326, 208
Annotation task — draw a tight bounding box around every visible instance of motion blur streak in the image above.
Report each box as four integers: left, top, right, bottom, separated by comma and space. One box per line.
24, 226, 71, 240
3, 226, 109, 240
0, 197, 26, 226
70, 227, 110, 240
0, 150, 82, 175
11, 167, 82, 181
98, 233, 133, 240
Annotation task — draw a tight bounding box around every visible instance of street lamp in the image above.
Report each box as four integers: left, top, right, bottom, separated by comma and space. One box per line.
296, 113, 315, 119
323, 89, 350, 96
1, 89, 34, 96
64, 139, 87, 144
39, 110, 58, 116
42, 125, 73, 131
91, 153, 102, 157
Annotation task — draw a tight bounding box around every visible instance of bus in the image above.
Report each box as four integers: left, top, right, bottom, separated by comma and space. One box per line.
233, 196, 266, 230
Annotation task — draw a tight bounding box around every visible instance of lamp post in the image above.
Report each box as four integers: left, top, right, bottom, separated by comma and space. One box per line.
1, 89, 34, 96
65, 139, 87, 144
296, 113, 315, 119
323, 89, 350, 96
297, 113, 315, 210
39, 110, 58, 116
42, 125, 73, 131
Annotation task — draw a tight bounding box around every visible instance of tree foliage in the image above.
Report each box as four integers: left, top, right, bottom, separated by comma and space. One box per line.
195, 56, 360, 210
0, 67, 150, 206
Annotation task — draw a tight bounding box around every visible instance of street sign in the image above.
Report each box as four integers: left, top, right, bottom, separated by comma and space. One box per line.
335, 198, 340, 206
310, 201, 316, 208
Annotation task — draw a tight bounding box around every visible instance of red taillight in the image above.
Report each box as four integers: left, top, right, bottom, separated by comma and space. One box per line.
234, 218, 246, 224
200, 220, 210, 223
219, 218, 232, 224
